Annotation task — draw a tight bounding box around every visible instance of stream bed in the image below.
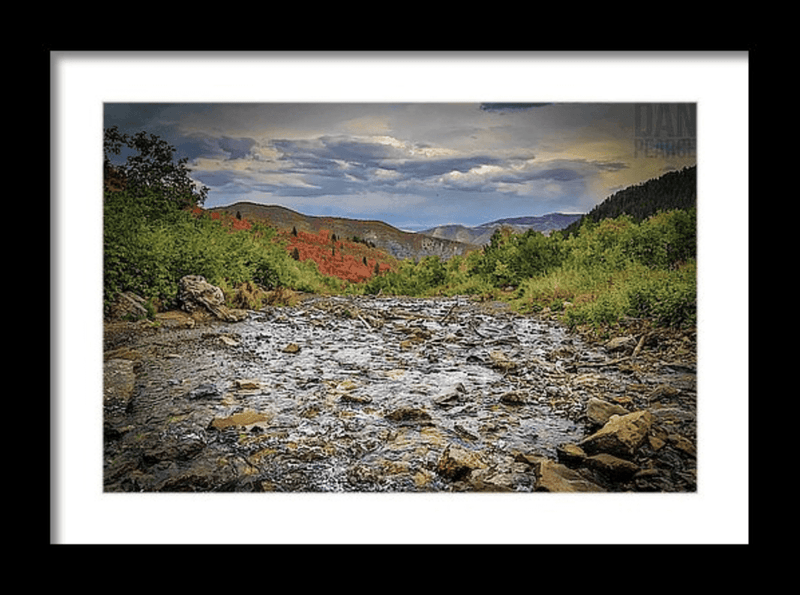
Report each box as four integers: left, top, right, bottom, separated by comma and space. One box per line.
103, 295, 697, 492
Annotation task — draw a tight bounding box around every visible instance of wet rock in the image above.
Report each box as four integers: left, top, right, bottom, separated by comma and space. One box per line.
489, 350, 518, 373
143, 432, 207, 464
433, 383, 468, 408
585, 397, 630, 427
529, 456, 606, 492
436, 444, 488, 481
108, 291, 149, 321
209, 410, 272, 430
605, 335, 637, 354
584, 453, 640, 480
187, 383, 222, 400
104, 358, 137, 437
647, 384, 681, 402
579, 410, 654, 457
499, 390, 528, 405
385, 407, 433, 425
666, 433, 697, 457
233, 378, 261, 391
469, 457, 531, 492
282, 343, 301, 354
104, 359, 137, 410
556, 443, 587, 466
339, 393, 373, 405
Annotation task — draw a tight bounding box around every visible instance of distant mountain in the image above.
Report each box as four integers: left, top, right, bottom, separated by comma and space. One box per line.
562, 166, 697, 236
421, 212, 584, 246
207, 202, 479, 261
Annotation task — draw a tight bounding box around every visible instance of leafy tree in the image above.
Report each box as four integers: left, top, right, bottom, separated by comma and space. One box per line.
103, 126, 208, 214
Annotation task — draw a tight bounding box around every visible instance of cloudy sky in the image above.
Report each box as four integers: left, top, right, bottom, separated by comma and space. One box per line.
104, 102, 696, 231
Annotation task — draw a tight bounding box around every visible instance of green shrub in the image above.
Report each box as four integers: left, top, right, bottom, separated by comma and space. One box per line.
626, 264, 697, 328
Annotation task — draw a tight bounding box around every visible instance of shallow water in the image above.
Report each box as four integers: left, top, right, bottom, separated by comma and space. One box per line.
104, 296, 665, 492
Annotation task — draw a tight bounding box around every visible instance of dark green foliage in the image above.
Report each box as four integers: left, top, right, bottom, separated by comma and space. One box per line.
103, 129, 333, 316
474, 227, 565, 287
104, 126, 207, 212
563, 166, 696, 236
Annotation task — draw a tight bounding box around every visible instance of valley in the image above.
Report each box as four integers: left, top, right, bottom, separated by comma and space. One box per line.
208, 202, 583, 262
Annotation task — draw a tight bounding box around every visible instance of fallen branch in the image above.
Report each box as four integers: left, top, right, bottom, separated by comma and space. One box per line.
440, 301, 459, 323
632, 333, 648, 359
357, 313, 373, 331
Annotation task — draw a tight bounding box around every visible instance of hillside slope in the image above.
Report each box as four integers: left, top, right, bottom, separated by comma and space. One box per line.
422, 212, 583, 245
209, 202, 478, 261
563, 166, 697, 236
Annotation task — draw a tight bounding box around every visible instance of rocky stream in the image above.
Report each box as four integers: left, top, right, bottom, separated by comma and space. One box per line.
104, 285, 697, 493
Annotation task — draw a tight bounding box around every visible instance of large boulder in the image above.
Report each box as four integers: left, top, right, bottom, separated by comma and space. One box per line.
585, 397, 630, 427
178, 275, 248, 322
528, 456, 606, 492
579, 410, 654, 457
108, 291, 149, 321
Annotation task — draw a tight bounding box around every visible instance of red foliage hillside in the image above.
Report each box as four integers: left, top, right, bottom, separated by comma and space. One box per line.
283, 228, 394, 284
190, 206, 253, 231
188, 206, 395, 284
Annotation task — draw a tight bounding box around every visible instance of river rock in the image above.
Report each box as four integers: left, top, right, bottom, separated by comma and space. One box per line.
489, 350, 517, 373
209, 410, 272, 430
178, 275, 248, 322
104, 358, 137, 436
556, 443, 587, 465
187, 383, 222, 400
436, 444, 488, 481
584, 453, 641, 480
585, 397, 630, 427
385, 407, 433, 425
233, 378, 261, 390
155, 310, 196, 329
528, 456, 606, 492
104, 358, 137, 409
579, 410, 654, 457
605, 335, 637, 354
108, 291, 149, 321
499, 390, 527, 405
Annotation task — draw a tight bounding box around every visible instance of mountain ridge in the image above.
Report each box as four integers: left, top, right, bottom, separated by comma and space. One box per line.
207, 202, 479, 261
421, 212, 584, 246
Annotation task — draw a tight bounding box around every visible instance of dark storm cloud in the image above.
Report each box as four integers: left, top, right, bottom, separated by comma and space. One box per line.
176, 135, 258, 161
527, 168, 583, 182
269, 135, 504, 194
479, 103, 553, 112
386, 156, 502, 179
